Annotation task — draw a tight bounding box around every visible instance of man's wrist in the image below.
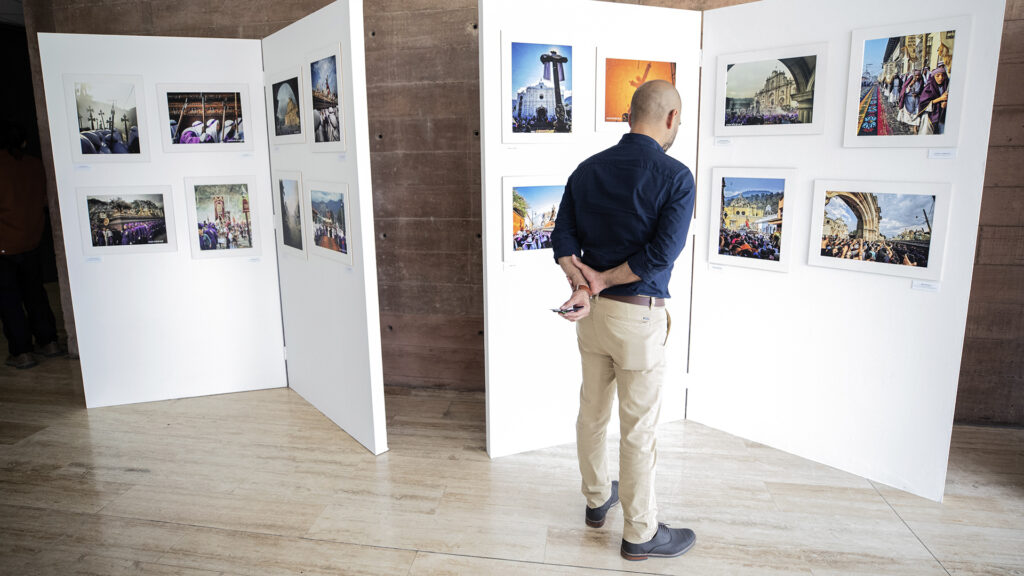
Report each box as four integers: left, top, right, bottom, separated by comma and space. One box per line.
574, 284, 592, 297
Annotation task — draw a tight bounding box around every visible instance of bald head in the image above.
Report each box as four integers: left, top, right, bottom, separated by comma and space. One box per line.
628, 80, 682, 151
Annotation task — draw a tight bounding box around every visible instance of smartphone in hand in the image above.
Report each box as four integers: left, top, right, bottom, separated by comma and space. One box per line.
551, 305, 584, 314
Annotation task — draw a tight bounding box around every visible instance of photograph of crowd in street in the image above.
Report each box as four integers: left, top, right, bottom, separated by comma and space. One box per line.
72, 78, 143, 155
166, 90, 245, 145
511, 184, 563, 253
603, 58, 675, 123
819, 189, 935, 268
309, 54, 343, 144
510, 42, 572, 133
86, 193, 167, 247
854, 29, 955, 137
272, 76, 302, 138
278, 178, 303, 251
724, 54, 817, 127
717, 176, 785, 262
310, 188, 348, 255
192, 184, 254, 251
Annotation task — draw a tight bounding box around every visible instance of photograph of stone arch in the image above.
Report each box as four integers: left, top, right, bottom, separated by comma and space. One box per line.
724, 55, 816, 126
509, 41, 573, 134
272, 76, 302, 137
809, 180, 948, 280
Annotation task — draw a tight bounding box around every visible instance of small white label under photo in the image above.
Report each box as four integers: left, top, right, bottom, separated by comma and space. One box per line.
928, 148, 957, 160
715, 138, 732, 147
912, 280, 940, 292
709, 264, 724, 272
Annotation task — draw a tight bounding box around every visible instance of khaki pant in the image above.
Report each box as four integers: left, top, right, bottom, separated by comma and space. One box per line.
576, 296, 670, 544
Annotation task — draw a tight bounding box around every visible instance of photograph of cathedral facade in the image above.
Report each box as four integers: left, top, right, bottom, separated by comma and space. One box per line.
724, 54, 817, 126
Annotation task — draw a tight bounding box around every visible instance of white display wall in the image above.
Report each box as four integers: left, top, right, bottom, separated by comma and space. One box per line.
263, 1, 387, 455
38, 0, 386, 455
479, 0, 702, 458
39, 33, 286, 408
691, 0, 1006, 501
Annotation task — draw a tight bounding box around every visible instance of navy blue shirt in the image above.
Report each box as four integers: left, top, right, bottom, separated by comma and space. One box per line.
551, 133, 694, 299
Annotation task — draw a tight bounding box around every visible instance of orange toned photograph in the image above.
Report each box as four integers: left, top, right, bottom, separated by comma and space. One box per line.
604, 58, 675, 122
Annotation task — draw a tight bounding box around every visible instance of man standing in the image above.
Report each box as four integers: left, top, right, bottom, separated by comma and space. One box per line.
551, 80, 695, 561
0, 123, 61, 369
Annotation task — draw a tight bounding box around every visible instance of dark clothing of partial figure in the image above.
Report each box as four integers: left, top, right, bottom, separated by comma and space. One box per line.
551, 133, 695, 299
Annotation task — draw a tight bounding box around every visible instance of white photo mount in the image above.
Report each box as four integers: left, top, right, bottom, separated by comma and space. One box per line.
272, 170, 307, 260
304, 43, 347, 153
843, 16, 972, 148
76, 185, 177, 257
501, 30, 578, 145
157, 83, 255, 153
594, 46, 680, 132
265, 66, 307, 145
63, 73, 150, 163
714, 42, 828, 137
708, 167, 796, 272
807, 179, 951, 281
305, 180, 354, 266
501, 175, 568, 266
183, 174, 263, 259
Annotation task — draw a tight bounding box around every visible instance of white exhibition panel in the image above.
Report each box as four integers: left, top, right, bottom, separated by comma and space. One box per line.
692, 0, 1006, 500
480, 0, 702, 458
39, 33, 286, 408
262, 1, 387, 455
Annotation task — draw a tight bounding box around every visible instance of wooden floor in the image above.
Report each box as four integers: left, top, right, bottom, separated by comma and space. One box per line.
1, 355, 1023, 575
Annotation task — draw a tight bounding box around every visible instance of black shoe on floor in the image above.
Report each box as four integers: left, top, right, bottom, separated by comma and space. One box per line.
5, 353, 38, 370
620, 523, 696, 561
585, 480, 619, 528
38, 341, 63, 358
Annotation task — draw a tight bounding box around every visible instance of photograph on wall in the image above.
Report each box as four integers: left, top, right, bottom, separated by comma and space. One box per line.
502, 176, 567, 264
76, 186, 175, 256
844, 17, 969, 148
274, 172, 305, 256
306, 45, 346, 152
507, 40, 573, 139
808, 180, 949, 280
305, 181, 353, 265
714, 43, 827, 136
63, 74, 149, 163
604, 58, 675, 123
188, 181, 256, 257
709, 168, 794, 272
270, 70, 304, 143
158, 84, 253, 153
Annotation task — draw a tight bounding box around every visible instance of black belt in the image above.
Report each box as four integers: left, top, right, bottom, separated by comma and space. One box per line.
600, 294, 665, 307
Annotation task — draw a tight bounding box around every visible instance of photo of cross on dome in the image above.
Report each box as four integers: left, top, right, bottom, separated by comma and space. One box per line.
511, 184, 563, 252
819, 190, 935, 268
73, 79, 142, 155
510, 42, 572, 134
272, 76, 302, 137
724, 55, 817, 126
717, 177, 785, 261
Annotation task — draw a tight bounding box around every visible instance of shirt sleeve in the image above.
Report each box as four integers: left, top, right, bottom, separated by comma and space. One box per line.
550, 173, 580, 262
626, 168, 695, 280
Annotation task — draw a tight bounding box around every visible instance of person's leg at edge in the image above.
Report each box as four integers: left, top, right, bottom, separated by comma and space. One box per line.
576, 298, 617, 509
0, 255, 34, 357
616, 360, 664, 544
16, 248, 57, 348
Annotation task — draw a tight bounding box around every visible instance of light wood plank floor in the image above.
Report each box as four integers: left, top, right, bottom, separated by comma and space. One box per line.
1, 354, 1022, 575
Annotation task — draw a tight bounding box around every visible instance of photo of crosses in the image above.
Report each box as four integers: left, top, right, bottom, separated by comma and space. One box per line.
310, 188, 348, 254
86, 194, 167, 247
166, 91, 245, 145
510, 42, 572, 133
73, 79, 142, 155
604, 58, 675, 123
193, 184, 253, 251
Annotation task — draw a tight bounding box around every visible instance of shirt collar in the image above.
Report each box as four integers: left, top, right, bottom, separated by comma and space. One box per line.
619, 132, 664, 153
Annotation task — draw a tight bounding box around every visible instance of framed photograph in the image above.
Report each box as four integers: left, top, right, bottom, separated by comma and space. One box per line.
266, 67, 305, 145
843, 16, 971, 148
272, 170, 306, 259
304, 44, 346, 153
808, 180, 950, 280
502, 176, 566, 265
502, 32, 574, 144
63, 74, 149, 163
77, 186, 175, 257
595, 48, 676, 131
183, 176, 261, 259
709, 168, 795, 272
714, 43, 827, 137
158, 84, 253, 153
305, 180, 353, 266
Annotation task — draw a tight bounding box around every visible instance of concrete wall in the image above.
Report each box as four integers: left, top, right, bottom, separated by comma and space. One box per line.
20, 0, 1022, 423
